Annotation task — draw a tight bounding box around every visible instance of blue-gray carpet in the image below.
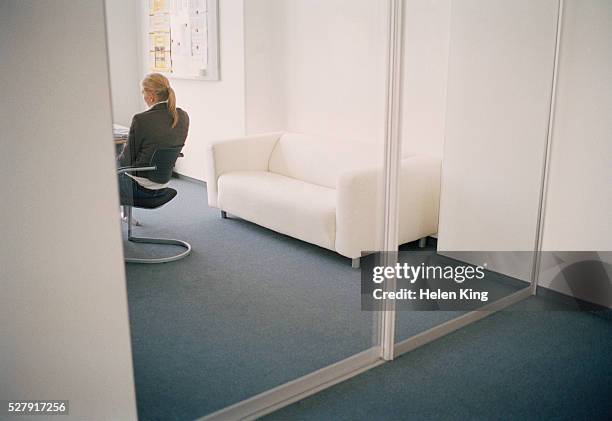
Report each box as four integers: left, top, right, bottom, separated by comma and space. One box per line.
265, 299, 612, 421
123, 178, 610, 420
124, 178, 381, 420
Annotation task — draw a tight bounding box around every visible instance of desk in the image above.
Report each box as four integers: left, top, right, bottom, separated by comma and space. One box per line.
113, 123, 129, 156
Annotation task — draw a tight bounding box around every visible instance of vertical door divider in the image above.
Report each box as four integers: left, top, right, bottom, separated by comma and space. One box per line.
380, 0, 406, 361
531, 0, 565, 294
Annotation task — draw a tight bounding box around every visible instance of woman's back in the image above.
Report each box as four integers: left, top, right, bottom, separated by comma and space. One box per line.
122, 102, 189, 170
118, 72, 189, 193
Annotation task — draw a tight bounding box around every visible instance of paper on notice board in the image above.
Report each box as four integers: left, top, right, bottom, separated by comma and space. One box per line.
151, 0, 168, 13
190, 16, 207, 57
188, 0, 206, 16
169, 0, 189, 13
150, 13, 170, 33
150, 33, 171, 72
170, 16, 190, 57
148, 0, 215, 77
149, 0, 172, 72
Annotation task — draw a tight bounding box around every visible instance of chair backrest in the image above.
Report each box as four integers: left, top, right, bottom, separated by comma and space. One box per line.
148, 146, 183, 184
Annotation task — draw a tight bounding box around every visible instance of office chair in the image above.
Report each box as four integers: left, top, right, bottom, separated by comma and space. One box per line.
118, 147, 191, 264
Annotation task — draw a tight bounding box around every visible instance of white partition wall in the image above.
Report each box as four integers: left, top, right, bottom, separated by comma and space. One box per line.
0, 1, 137, 420
244, 0, 286, 134
105, 0, 142, 126
437, 0, 560, 280
539, 0, 611, 252
537, 0, 612, 307
282, 0, 388, 142
401, 0, 451, 158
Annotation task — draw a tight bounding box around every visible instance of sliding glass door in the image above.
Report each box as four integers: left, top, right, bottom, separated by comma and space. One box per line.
112, 1, 395, 419
108, 1, 570, 420
393, 0, 561, 348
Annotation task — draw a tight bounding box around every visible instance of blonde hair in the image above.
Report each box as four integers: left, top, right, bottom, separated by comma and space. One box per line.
142, 73, 179, 128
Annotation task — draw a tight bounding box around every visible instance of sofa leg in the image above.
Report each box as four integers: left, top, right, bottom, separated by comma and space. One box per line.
418, 237, 427, 248
221, 210, 228, 219
352, 257, 360, 269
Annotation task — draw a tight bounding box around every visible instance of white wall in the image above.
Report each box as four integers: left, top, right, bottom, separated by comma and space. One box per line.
245, 0, 450, 152
538, 0, 612, 306
0, 1, 137, 420
281, 0, 388, 142
540, 0, 612, 251
401, 0, 451, 158
437, 0, 559, 280
244, 0, 286, 134
106, 0, 143, 126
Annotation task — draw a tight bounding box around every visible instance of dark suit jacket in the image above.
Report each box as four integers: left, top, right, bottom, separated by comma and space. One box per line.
119, 102, 189, 180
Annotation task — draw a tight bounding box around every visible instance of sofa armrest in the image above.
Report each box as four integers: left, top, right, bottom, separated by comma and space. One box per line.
335, 156, 441, 259
336, 165, 385, 259
205, 132, 283, 208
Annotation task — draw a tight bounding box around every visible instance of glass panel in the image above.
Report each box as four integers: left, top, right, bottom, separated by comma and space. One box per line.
108, 0, 390, 418
534, 0, 612, 310
394, 0, 560, 342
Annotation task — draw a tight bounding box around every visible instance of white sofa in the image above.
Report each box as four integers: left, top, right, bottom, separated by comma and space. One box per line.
205, 132, 440, 266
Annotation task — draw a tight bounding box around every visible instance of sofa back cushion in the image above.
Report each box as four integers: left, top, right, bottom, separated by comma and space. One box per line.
268, 133, 382, 189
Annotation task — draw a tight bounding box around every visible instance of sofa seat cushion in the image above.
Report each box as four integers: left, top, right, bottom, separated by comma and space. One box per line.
217, 171, 337, 251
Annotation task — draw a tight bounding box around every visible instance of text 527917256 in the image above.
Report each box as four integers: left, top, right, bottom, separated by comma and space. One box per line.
4, 400, 69, 415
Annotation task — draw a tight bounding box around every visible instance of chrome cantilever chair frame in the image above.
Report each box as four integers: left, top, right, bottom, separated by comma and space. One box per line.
119, 165, 192, 264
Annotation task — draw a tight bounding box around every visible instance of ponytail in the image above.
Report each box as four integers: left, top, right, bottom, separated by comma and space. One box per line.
167, 86, 179, 128
142, 73, 180, 128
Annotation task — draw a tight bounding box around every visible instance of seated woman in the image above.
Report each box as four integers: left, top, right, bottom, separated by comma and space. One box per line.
118, 73, 189, 202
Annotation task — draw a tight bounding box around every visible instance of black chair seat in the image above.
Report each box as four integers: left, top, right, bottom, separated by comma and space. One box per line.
121, 188, 177, 209
119, 147, 191, 264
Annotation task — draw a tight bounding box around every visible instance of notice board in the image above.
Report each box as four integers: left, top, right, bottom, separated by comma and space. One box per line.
147, 0, 220, 80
